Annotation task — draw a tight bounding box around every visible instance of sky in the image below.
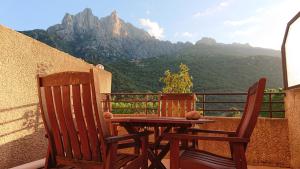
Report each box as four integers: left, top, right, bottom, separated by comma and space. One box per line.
0, 0, 299, 50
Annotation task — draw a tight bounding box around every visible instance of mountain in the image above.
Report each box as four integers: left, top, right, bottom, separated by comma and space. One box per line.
22, 8, 181, 61
20, 8, 283, 92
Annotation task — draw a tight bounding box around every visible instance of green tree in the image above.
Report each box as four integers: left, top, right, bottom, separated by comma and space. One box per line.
160, 63, 193, 93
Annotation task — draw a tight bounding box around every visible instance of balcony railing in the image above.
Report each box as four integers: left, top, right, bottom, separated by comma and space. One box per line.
101, 92, 285, 118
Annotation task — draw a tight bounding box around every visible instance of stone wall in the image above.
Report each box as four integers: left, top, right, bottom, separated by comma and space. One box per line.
285, 88, 300, 169
115, 115, 291, 168
0, 25, 112, 168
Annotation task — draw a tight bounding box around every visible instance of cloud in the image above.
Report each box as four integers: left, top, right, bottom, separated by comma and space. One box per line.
174, 32, 195, 38
224, 17, 259, 26
224, 0, 300, 49
173, 32, 199, 43
139, 18, 164, 39
182, 32, 193, 37
194, 0, 232, 17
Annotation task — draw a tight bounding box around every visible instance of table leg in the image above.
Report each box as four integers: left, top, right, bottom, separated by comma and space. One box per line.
148, 126, 172, 169
177, 127, 188, 149
148, 149, 166, 169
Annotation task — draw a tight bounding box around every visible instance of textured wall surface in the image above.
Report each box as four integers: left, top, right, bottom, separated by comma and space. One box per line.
115, 115, 290, 167
197, 117, 290, 167
285, 88, 300, 169
0, 25, 111, 168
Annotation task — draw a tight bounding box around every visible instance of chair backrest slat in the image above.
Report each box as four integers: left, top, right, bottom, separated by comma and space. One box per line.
52, 86, 73, 158
37, 70, 109, 164
161, 100, 167, 117
72, 84, 92, 160
167, 100, 173, 116
186, 99, 192, 112
159, 93, 196, 117
81, 83, 101, 161
236, 78, 266, 140
61, 85, 82, 159
172, 100, 179, 116
44, 86, 64, 156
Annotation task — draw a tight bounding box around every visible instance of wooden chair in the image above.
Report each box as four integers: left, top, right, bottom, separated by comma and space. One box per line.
37, 69, 148, 169
158, 93, 196, 118
166, 78, 266, 169
152, 93, 197, 150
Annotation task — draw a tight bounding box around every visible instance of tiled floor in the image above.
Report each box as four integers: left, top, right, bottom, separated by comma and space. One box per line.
161, 159, 290, 169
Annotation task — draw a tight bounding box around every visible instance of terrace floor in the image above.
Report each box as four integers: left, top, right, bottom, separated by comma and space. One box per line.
161, 159, 290, 169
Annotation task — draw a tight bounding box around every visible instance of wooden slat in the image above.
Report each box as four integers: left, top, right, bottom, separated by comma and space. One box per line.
161, 100, 166, 117
89, 71, 107, 162
172, 100, 179, 117
179, 100, 185, 117
44, 86, 64, 156
114, 154, 137, 169
82, 83, 101, 161
167, 100, 173, 117
53, 86, 72, 158
62, 85, 81, 159
40, 72, 90, 87
56, 156, 103, 169
186, 99, 192, 112
72, 85, 91, 160
161, 94, 194, 100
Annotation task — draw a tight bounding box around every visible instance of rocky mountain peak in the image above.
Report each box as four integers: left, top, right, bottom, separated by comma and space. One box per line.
62, 13, 73, 25
110, 10, 118, 20
82, 8, 93, 16
196, 37, 217, 45
46, 8, 153, 44
109, 10, 122, 36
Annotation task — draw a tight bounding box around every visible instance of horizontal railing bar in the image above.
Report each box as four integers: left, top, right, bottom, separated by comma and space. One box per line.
203, 109, 285, 112
102, 93, 158, 95
196, 101, 245, 104
112, 107, 157, 110
204, 109, 243, 112
103, 92, 285, 95
195, 93, 247, 95
104, 100, 158, 103
106, 100, 284, 104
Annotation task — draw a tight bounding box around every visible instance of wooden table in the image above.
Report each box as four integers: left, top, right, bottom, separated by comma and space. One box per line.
111, 116, 214, 169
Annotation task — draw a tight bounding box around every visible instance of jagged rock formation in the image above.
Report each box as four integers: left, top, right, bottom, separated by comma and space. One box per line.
21, 8, 279, 61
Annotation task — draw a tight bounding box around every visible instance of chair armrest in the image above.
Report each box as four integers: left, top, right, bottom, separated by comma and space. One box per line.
187, 128, 236, 135
105, 132, 149, 144
164, 133, 249, 143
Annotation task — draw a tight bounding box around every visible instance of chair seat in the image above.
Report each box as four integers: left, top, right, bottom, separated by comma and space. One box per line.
180, 150, 236, 169
49, 153, 138, 169
113, 153, 139, 169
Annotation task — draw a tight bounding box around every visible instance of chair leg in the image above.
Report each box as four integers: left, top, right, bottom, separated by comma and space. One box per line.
170, 139, 180, 169
141, 135, 148, 169
154, 126, 160, 155
191, 130, 198, 149
45, 144, 56, 169
232, 143, 247, 169
105, 144, 118, 169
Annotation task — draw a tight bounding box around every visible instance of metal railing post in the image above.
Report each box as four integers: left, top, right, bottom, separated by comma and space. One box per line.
269, 93, 273, 118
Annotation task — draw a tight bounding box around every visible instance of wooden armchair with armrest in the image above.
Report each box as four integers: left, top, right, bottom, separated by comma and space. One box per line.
37, 69, 148, 169
166, 78, 266, 169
